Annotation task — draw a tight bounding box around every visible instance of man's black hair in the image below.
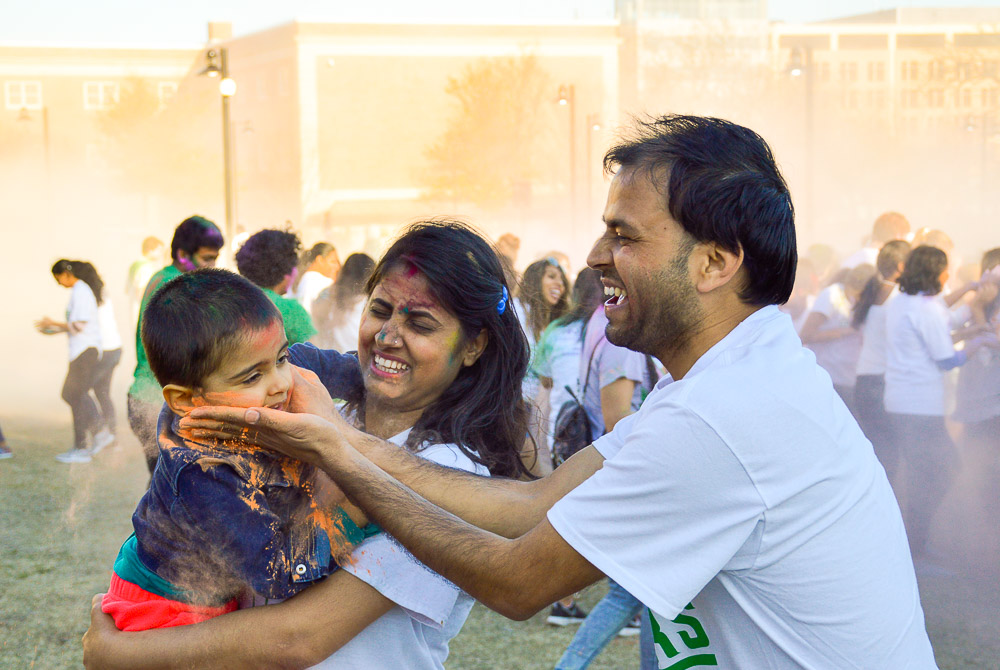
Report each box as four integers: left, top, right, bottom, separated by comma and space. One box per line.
142, 268, 282, 388
604, 115, 797, 306
236, 229, 302, 289
170, 215, 224, 262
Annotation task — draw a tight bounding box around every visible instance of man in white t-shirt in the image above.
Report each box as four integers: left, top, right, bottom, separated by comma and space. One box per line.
190, 116, 937, 669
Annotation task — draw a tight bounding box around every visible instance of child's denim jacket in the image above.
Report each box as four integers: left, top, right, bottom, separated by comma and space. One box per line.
131, 344, 366, 604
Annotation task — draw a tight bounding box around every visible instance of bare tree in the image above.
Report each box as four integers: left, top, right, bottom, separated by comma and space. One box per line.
421, 54, 558, 209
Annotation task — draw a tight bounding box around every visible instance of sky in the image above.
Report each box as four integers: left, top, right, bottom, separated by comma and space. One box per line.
2, 0, 999, 45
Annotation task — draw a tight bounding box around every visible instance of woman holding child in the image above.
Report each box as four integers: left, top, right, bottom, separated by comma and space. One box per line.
84, 221, 533, 669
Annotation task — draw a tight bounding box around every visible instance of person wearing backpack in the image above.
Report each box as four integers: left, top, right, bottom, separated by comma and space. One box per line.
529, 268, 601, 627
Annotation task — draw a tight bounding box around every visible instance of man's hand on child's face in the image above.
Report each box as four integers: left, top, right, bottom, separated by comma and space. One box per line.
286, 366, 338, 421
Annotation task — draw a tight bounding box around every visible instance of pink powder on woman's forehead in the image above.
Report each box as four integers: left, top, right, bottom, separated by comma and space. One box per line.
379, 266, 440, 312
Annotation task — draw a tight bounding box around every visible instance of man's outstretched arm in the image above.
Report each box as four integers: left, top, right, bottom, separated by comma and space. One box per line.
182, 368, 607, 540
314, 432, 607, 619
181, 399, 609, 615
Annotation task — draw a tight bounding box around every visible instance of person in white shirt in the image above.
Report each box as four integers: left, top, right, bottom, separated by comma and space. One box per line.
294, 242, 340, 316
851, 239, 910, 483
180, 116, 938, 670
884, 244, 988, 560
798, 262, 875, 414
92, 294, 123, 450
311, 252, 376, 353
952, 248, 1000, 569
35, 260, 108, 463
83, 221, 535, 670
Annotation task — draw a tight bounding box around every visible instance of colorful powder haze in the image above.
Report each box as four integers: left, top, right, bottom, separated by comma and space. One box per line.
0, 3, 999, 667
3, 0, 998, 419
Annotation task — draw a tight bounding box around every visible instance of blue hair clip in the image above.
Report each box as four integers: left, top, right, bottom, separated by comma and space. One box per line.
497, 285, 509, 315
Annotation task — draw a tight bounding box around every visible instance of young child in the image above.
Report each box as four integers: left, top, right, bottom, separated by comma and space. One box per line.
102, 268, 370, 631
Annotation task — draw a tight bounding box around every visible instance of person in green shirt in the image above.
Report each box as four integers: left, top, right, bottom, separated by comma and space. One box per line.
235, 229, 318, 346
127, 215, 224, 474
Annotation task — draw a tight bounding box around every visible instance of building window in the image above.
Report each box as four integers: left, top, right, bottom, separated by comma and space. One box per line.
867, 62, 885, 82
5, 81, 42, 109
961, 89, 972, 108
839, 62, 858, 83
819, 62, 830, 82
84, 81, 119, 110
158, 82, 178, 106
928, 89, 943, 107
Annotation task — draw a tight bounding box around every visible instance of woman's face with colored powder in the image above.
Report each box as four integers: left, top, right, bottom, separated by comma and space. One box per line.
540, 265, 566, 307
194, 320, 293, 411
358, 264, 484, 417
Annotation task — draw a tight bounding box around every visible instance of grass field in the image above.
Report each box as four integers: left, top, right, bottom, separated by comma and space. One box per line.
2, 415, 999, 669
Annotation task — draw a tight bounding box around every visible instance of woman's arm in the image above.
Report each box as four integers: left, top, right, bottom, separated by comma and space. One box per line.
84, 569, 394, 670
943, 280, 979, 308
600, 378, 637, 432
798, 312, 854, 344
34, 317, 69, 333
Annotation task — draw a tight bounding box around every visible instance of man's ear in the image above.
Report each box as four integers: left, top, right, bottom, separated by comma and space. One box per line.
462, 329, 489, 367
693, 241, 745, 294
162, 384, 198, 416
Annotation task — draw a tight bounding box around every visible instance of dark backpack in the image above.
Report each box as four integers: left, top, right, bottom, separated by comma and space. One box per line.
551, 336, 601, 466
552, 386, 592, 466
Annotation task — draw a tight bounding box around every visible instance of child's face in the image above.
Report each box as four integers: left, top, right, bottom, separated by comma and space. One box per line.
195, 321, 293, 411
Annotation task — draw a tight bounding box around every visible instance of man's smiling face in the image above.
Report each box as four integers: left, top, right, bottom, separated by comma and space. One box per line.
587, 168, 702, 360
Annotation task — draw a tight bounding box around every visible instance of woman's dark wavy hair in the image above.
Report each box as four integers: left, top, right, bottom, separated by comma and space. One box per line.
520, 258, 569, 341
553, 267, 604, 338
898, 245, 948, 296
604, 114, 796, 306
52, 259, 105, 305
360, 220, 532, 479
852, 240, 911, 328
334, 253, 376, 312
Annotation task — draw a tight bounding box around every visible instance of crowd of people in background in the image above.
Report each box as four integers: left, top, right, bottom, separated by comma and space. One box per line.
8, 196, 999, 668
785, 212, 1000, 573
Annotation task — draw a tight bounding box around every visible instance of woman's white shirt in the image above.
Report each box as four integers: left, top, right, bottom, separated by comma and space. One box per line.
66, 281, 102, 361
308, 428, 487, 670
97, 298, 123, 352
855, 286, 897, 376
244, 427, 484, 670
803, 283, 862, 388
295, 270, 333, 316
884, 292, 956, 416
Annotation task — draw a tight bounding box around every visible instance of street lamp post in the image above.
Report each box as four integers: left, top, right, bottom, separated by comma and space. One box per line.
201, 48, 237, 258
558, 85, 577, 228
585, 113, 602, 219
